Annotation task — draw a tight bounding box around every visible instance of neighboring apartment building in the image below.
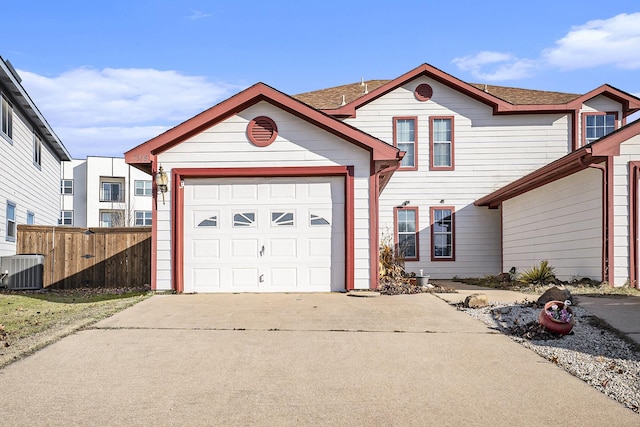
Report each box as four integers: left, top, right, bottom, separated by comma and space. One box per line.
0, 57, 71, 257
61, 157, 153, 228
126, 63, 640, 293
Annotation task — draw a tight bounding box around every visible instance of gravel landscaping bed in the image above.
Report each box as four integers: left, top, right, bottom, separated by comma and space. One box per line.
457, 301, 640, 413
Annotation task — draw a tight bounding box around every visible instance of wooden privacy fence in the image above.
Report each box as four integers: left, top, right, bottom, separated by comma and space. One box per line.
17, 225, 151, 289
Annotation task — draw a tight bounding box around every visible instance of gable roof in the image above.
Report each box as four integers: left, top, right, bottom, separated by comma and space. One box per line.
0, 56, 71, 161
475, 118, 640, 208
125, 82, 402, 173
292, 63, 640, 119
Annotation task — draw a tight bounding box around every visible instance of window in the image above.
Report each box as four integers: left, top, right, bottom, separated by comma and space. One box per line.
271, 212, 294, 226
431, 207, 454, 260
33, 133, 42, 167
233, 212, 256, 227
583, 112, 617, 145
61, 180, 73, 195
59, 210, 73, 225
6, 201, 16, 241
134, 180, 152, 196
101, 182, 124, 202
394, 117, 417, 169
430, 117, 454, 170
1, 94, 12, 140
134, 211, 152, 226
395, 206, 418, 261
100, 210, 125, 227
27, 211, 35, 225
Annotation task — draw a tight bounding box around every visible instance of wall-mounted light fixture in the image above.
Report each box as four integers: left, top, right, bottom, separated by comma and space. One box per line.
400, 200, 410, 207
155, 165, 168, 205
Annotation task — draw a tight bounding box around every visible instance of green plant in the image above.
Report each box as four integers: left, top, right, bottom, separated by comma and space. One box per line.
517, 260, 556, 285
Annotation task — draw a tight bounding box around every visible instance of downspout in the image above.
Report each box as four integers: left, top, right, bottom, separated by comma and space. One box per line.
581, 157, 611, 286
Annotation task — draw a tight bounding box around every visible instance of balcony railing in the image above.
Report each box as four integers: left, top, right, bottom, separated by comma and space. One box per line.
100, 188, 126, 203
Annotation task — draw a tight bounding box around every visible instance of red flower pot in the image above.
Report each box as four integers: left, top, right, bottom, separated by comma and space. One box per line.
538, 300, 574, 335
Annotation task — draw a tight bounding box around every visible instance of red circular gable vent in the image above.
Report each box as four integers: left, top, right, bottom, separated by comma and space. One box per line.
415, 84, 433, 101
247, 116, 278, 147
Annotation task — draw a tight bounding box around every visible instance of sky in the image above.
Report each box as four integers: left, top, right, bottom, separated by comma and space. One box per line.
3, 0, 640, 159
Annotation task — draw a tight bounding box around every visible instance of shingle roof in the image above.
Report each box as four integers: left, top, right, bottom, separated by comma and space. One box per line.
293, 80, 581, 110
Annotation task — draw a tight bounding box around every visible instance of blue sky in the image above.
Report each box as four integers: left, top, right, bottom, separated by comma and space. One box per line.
4, 0, 640, 158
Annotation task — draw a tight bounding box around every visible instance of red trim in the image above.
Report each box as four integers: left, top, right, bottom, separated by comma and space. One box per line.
394, 206, 419, 261
369, 172, 379, 289
429, 116, 455, 171
580, 111, 618, 147
430, 206, 455, 261
124, 83, 402, 167
630, 162, 640, 288
171, 166, 355, 292
393, 117, 418, 171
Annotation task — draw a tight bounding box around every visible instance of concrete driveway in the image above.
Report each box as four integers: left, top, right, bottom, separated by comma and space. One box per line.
0, 293, 637, 426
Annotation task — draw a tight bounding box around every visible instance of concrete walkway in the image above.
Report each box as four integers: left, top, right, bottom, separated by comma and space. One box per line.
0, 292, 637, 426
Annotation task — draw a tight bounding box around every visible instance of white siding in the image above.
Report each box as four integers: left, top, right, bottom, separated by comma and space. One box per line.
346, 76, 572, 278
502, 168, 602, 281
0, 106, 61, 256
156, 101, 373, 291
612, 134, 640, 286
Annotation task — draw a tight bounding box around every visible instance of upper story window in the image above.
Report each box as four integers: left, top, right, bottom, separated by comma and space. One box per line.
430, 117, 454, 170
583, 112, 617, 145
27, 211, 35, 225
101, 181, 124, 202
61, 180, 73, 195
1, 94, 13, 140
393, 117, 417, 169
6, 201, 16, 241
395, 206, 418, 261
33, 133, 42, 167
134, 180, 152, 196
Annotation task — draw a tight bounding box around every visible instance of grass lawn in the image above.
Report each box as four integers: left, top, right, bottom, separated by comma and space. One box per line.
0, 288, 151, 368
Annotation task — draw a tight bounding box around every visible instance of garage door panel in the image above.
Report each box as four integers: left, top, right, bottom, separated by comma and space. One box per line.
269, 238, 297, 257
308, 238, 332, 257
232, 268, 260, 287
192, 239, 220, 259
269, 183, 296, 199
269, 268, 298, 288
231, 239, 259, 258
193, 269, 221, 290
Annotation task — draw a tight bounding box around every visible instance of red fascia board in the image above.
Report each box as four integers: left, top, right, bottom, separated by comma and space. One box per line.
125, 82, 401, 166
569, 84, 640, 116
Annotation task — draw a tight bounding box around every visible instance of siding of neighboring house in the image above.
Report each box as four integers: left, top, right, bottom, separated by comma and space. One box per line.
345, 76, 573, 278
502, 168, 602, 281
154, 101, 374, 291
0, 92, 65, 256
613, 134, 640, 286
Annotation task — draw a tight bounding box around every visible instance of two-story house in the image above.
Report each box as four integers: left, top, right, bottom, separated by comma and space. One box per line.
125, 63, 640, 293
0, 56, 71, 257
60, 156, 153, 227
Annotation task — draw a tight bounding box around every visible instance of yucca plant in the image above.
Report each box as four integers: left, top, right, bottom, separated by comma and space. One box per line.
517, 260, 556, 285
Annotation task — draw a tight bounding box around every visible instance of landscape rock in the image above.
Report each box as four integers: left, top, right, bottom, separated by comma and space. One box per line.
537, 286, 573, 306
464, 293, 489, 308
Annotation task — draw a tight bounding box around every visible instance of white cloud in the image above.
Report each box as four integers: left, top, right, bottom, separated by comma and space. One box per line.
451, 51, 537, 81
188, 10, 212, 20
453, 13, 640, 82
543, 13, 640, 70
19, 67, 242, 158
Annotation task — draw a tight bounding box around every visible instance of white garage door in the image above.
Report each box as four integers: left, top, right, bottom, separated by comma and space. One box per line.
183, 177, 345, 292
